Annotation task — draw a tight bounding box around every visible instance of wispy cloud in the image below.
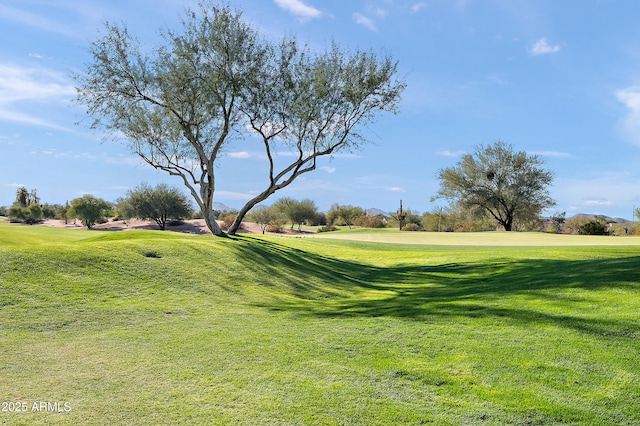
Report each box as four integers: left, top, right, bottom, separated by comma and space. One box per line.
0, 3, 79, 38
554, 172, 640, 217
0, 64, 75, 103
368, 5, 388, 19
0, 63, 75, 130
0, 109, 71, 131
528, 38, 561, 56
411, 2, 427, 13
582, 197, 615, 207
385, 186, 406, 193
353, 13, 378, 31
5, 182, 25, 188
229, 151, 252, 159
274, 0, 322, 20
320, 166, 336, 173
616, 86, 640, 146
436, 149, 466, 157
530, 150, 572, 158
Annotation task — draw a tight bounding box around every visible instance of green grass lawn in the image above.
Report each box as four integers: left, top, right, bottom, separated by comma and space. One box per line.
1, 223, 639, 425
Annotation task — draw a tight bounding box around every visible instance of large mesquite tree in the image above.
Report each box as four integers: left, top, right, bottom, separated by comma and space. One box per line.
75, 2, 405, 236
433, 141, 555, 231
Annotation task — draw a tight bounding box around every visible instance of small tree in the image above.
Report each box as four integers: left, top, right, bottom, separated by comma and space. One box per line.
119, 183, 192, 230
69, 195, 112, 229
327, 204, 364, 229
274, 198, 318, 231
7, 186, 43, 224
248, 205, 284, 234
433, 141, 555, 231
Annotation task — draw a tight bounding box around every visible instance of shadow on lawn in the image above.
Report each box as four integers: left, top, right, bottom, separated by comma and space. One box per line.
231, 237, 640, 338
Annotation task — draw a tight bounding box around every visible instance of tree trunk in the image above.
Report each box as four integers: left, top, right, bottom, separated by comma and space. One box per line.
203, 207, 224, 236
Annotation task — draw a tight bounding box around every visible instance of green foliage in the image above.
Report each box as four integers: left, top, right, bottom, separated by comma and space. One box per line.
68, 194, 112, 229
248, 205, 285, 234
317, 225, 338, 233
565, 215, 610, 235
7, 186, 43, 224
118, 183, 192, 230
401, 223, 422, 231
352, 214, 387, 228
580, 219, 608, 235
41, 203, 57, 219
327, 204, 364, 228
14, 186, 39, 208
274, 197, 318, 231
434, 141, 555, 231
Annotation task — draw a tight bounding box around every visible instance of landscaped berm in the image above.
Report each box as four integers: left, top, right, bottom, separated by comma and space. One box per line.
1, 223, 639, 425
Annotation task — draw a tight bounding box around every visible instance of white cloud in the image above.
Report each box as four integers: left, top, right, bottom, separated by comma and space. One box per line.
529, 38, 561, 55
530, 150, 572, 158
553, 172, 640, 218
353, 13, 378, 31
436, 149, 466, 157
274, 0, 322, 20
0, 64, 75, 103
229, 151, 252, 159
582, 198, 615, 207
5, 182, 25, 188
411, 2, 427, 13
0, 63, 76, 130
368, 6, 388, 19
385, 186, 406, 193
616, 86, 640, 146
320, 166, 336, 173
0, 109, 71, 131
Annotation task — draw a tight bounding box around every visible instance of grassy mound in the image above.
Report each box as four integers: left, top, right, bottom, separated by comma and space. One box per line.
1, 223, 639, 424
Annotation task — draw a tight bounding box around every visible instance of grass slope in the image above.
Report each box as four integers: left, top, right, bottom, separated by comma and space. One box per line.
0, 223, 639, 425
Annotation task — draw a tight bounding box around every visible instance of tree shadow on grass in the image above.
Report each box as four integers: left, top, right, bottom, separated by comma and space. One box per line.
229, 237, 640, 339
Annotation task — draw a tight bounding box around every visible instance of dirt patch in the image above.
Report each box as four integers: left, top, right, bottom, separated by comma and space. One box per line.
35, 218, 315, 236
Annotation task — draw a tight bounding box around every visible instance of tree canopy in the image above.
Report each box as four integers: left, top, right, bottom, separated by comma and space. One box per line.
7, 187, 43, 224
433, 141, 555, 231
274, 197, 318, 231
118, 183, 192, 230
327, 204, 364, 229
69, 195, 112, 229
75, 2, 405, 236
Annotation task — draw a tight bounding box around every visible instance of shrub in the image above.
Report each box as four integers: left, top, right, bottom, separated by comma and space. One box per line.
402, 223, 422, 231
219, 213, 237, 231
580, 220, 607, 235
266, 222, 285, 233
317, 225, 338, 233
353, 215, 387, 228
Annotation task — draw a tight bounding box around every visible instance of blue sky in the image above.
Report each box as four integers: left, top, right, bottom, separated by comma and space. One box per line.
2, 0, 640, 219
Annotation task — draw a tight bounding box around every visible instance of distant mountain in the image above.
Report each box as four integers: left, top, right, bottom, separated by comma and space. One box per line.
366, 208, 391, 218
213, 202, 236, 212
568, 213, 629, 223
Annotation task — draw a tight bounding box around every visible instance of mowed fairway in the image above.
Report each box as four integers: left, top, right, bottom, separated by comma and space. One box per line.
1, 223, 639, 425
